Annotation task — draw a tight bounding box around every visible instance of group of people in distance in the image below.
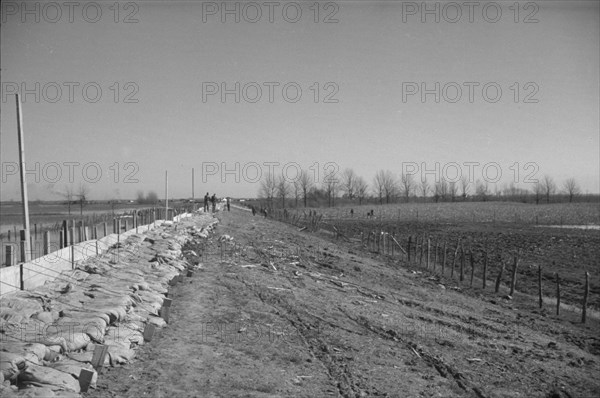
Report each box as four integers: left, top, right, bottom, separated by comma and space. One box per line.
249, 205, 268, 218
203, 192, 231, 213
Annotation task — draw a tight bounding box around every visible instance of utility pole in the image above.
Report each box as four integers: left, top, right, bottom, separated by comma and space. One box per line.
165, 170, 169, 220
192, 168, 195, 201
16, 94, 32, 262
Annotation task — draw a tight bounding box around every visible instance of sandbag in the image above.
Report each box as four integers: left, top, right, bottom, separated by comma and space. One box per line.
0, 343, 48, 363
32, 311, 59, 324
0, 296, 45, 320
16, 384, 81, 396
0, 352, 26, 381
18, 363, 80, 393
54, 316, 107, 343
48, 359, 97, 389
147, 316, 167, 328
55, 332, 90, 351
64, 351, 92, 364
107, 344, 136, 366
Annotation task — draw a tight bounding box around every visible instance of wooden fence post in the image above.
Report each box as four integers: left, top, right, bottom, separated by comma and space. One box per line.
582, 271, 589, 324
538, 264, 543, 308
20, 230, 26, 262
451, 242, 459, 279
62, 220, 68, 248
426, 238, 431, 269
482, 250, 488, 289
70, 224, 75, 246
43, 231, 50, 255
6, 245, 16, 267
419, 236, 424, 266
442, 241, 447, 275
495, 262, 505, 293
469, 249, 475, 287
459, 245, 465, 282
555, 273, 560, 316
509, 254, 519, 296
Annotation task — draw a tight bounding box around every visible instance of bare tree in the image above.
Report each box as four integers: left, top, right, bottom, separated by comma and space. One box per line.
292, 180, 301, 207
400, 172, 414, 202
323, 174, 338, 207
563, 177, 580, 203
340, 168, 357, 199
259, 172, 277, 208
355, 176, 368, 205
475, 179, 489, 201
61, 184, 75, 215
460, 176, 470, 200
373, 170, 386, 204
420, 178, 429, 202
136, 190, 145, 204
146, 191, 159, 204
532, 181, 543, 205
276, 176, 290, 209
383, 171, 397, 203
542, 175, 555, 204
503, 182, 519, 199
434, 179, 448, 202
448, 181, 458, 202
298, 170, 313, 208
77, 183, 90, 216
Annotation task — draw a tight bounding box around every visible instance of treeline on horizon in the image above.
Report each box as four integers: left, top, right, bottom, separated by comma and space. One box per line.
1, 170, 597, 209
256, 168, 599, 209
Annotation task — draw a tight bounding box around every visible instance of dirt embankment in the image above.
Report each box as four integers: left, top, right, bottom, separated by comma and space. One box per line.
87, 210, 599, 398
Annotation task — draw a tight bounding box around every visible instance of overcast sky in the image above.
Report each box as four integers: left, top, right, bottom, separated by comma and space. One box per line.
1, 0, 598, 200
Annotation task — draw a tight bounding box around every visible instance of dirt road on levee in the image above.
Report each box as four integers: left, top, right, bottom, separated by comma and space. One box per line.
86, 208, 599, 398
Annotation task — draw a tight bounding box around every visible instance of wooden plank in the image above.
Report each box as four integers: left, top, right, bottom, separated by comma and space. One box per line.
160, 306, 171, 323
91, 344, 109, 372
78, 368, 95, 392
143, 323, 156, 342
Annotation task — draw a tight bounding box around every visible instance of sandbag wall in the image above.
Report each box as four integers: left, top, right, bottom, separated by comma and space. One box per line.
0, 212, 218, 397
0, 214, 195, 297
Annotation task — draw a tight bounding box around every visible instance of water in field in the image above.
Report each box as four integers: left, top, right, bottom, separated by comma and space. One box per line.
539, 225, 600, 230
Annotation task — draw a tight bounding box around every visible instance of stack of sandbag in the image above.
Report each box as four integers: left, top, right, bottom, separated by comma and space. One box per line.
0, 213, 216, 396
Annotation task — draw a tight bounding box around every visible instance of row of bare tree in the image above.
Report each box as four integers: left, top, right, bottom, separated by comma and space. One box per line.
58, 182, 90, 215
259, 168, 584, 208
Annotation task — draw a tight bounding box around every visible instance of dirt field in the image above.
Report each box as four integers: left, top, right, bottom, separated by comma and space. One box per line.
85, 209, 599, 398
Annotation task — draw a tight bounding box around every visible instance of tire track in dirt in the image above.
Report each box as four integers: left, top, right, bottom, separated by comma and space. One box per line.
335, 306, 488, 397
249, 282, 371, 398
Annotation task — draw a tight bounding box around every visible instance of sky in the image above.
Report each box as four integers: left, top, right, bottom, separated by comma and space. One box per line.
1, 0, 599, 201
